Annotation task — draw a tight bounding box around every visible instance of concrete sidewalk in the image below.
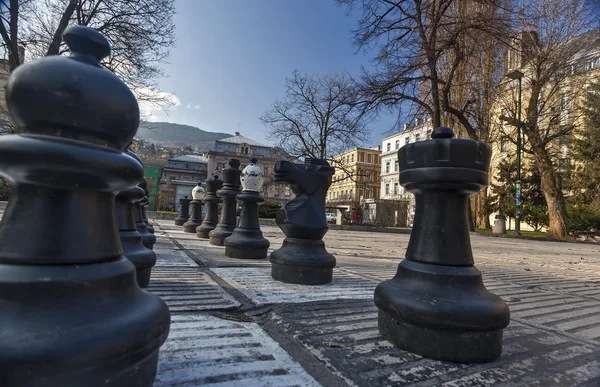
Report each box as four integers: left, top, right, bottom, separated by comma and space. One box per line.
148, 219, 600, 386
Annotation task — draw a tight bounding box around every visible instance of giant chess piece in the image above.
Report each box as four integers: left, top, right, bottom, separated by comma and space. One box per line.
224, 158, 270, 259
209, 159, 241, 246
375, 127, 510, 363
270, 158, 335, 285
174, 196, 191, 226
116, 186, 157, 287
125, 149, 157, 250
184, 182, 205, 233
143, 206, 155, 234
135, 179, 156, 250
0, 25, 170, 386
196, 175, 223, 239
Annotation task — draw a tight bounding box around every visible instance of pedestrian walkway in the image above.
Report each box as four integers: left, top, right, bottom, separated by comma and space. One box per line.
142, 220, 600, 386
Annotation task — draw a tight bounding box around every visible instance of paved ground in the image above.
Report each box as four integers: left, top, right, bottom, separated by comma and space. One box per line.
148, 219, 600, 387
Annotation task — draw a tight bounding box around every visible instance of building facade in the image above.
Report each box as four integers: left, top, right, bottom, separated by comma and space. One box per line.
379, 120, 433, 226
206, 132, 290, 204
326, 146, 382, 215
159, 155, 208, 210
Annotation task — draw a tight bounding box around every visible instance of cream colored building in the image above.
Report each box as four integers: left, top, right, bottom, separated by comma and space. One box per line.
379, 119, 433, 225
326, 146, 382, 212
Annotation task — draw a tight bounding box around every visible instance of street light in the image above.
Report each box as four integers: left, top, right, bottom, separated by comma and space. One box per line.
505, 69, 524, 236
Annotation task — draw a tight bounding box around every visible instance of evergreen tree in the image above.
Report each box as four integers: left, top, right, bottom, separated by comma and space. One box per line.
489, 155, 516, 220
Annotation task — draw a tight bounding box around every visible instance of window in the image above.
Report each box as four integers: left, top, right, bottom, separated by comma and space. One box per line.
415, 134, 421, 142
395, 140, 400, 149
385, 162, 390, 173
394, 160, 399, 172
393, 182, 398, 195
367, 154, 372, 163
386, 143, 391, 151
374, 155, 379, 164
385, 184, 390, 195
350, 189, 353, 199
501, 139, 510, 153
359, 152, 365, 162
405, 137, 410, 145
560, 93, 571, 111
351, 154, 354, 162
366, 172, 371, 182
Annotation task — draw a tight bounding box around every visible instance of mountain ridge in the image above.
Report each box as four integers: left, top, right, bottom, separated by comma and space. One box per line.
137, 121, 232, 150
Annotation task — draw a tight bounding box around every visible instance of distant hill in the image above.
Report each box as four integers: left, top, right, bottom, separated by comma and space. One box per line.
137, 122, 231, 150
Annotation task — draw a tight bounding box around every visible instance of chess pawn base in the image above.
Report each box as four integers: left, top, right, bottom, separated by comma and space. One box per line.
183, 200, 203, 233
270, 238, 336, 285
208, 224, 235, 246
120, 230, 156, 288
375, 259, 508, 363
0, 258, 169, 387
196, 222, 216, 239
174, 217, 186, 226
225, 229, 270, 259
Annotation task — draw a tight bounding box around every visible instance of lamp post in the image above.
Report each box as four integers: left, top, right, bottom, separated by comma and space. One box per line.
505, 69, 524, 235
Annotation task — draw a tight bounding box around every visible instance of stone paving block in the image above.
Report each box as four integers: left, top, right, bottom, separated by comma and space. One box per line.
155, 313, 321, 387
270, 299, 600, 387
212, 267, 376, 306
147, 267, 240, 312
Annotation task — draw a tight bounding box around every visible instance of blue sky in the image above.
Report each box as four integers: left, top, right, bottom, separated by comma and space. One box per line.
146, 0, 399, 147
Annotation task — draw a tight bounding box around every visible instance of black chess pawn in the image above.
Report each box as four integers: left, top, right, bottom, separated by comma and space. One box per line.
116, 185, 157, 287
209, 159, 241, 246
225, 158, 270, 259
0, 25, 170, 386
125, 150, 157, 250
270, 158, 335, 285
375, 127, 510, 363
174, 196, 191, 226
143, 206, 155, 234
136, 180, 156, 250
183, 182, 205, 233
197, 175, 223, 239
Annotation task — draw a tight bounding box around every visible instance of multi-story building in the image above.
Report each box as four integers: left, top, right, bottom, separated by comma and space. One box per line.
159, 155, 208, 209
0, 47, 25, 132
489, 28, 600, 230
379, 119, 433, 226
206, 132, 290, 204
326, 146, 382, 216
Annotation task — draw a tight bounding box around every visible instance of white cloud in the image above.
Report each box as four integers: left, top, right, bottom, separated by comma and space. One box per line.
135, 87, 181, 122
185, 103, 200, 109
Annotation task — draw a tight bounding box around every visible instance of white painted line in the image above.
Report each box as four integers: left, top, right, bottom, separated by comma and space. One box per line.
212, 267, 376, 306
155, 314, 321, 387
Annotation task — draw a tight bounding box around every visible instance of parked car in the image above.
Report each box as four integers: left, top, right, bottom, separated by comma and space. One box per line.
326, 213, 337, 223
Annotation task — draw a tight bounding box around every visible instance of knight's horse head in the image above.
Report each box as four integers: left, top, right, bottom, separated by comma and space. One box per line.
274, 158, 334, 196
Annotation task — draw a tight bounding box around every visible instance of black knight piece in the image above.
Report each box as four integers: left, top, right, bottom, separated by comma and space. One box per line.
209, 159, 241, 246
224, 158, 270, 259
374, 127, 510, 363
0, 25, 170, 386
183, 182, 205, 233
196, 175, 223, 239
270, 158, 336, 285
174, 196, 191, 226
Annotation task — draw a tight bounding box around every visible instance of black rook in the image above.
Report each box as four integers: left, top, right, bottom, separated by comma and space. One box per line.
374, 127, 510, 363
0, 26, 170, 386
270, 158, 335, 285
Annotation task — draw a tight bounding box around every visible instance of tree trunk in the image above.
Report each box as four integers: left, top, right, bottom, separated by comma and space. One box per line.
476, 188, 491, 229
531, 142, 569, 237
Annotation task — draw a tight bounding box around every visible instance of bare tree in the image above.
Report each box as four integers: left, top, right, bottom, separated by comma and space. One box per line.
338, 0, 511, 229
261, 70, 373, 161
496, 0, 597, 237
0, 0, 175, 108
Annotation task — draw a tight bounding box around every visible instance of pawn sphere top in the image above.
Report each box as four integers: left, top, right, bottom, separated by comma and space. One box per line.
63, 26, 110, 63
6, 25, 140, 151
